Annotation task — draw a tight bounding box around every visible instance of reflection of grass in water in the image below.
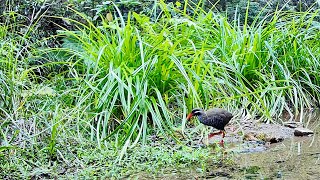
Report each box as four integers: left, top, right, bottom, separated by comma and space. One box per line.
239, 166, 262, 179
235, 126, 320, 179
241, 165, 260, 174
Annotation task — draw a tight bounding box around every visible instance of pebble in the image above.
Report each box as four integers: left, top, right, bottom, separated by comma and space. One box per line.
266, 136, 284, 143
294, 127, 314, 136
243, 132, 258, 141
283, 121, 303, 129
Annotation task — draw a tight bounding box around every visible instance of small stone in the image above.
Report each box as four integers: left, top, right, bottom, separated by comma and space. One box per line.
294, 127, 314, 136
266, 136, 284, 143
264, 142, 271, 148
256, 133, 267, 141
283, 121, 303, 128
243, 132, 258, 141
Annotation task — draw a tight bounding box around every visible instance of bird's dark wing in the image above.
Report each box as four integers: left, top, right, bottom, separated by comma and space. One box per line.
207, 108, 233, 119
204, 108, 233, 130
211, 114, 229, 130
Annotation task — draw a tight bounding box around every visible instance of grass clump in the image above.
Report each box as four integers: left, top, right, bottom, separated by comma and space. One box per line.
51, 2, 320, 146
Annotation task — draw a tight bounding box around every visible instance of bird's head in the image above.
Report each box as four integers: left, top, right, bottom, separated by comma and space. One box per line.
186, 108, 204, 120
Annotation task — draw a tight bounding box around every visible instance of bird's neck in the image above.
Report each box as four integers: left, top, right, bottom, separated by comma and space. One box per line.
197, 112, 207, 123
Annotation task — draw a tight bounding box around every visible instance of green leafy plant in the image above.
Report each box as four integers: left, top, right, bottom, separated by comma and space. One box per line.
1, 1, 320, 178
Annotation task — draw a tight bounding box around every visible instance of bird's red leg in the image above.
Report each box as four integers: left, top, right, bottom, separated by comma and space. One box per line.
218, 139, 224, 148
209, 131, 226, 139
218, 131, 225, 148
208, 132, 221, 138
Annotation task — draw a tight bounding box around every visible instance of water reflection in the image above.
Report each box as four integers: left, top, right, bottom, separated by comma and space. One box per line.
234, 110, 320, 179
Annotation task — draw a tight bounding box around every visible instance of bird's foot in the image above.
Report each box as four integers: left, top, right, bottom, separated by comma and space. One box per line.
218, 140, 225, 148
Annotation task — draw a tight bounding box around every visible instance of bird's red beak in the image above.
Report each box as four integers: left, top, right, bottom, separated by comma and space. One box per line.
186, 113, 193, 120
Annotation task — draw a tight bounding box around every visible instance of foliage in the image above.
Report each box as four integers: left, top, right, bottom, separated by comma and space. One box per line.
51, 2, 320, 148
0, 0, 320, 178
203, 0, 320, 24
0, 136, 226, 179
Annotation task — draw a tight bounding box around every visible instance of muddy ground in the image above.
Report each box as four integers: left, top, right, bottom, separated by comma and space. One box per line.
187, 117, 299, 154
130, 110, 319, 179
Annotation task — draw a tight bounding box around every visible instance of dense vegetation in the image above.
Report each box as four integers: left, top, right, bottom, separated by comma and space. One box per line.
1, 0, 319, 178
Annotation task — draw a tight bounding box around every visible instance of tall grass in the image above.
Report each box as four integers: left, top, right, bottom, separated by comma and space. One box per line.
1, 1, 320, 169
54, 3, 319, 146
40, 2, 319, 152
49, 9, 204, 154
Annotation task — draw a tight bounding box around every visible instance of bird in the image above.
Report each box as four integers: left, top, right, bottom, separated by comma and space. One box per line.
186, 108, 233, 146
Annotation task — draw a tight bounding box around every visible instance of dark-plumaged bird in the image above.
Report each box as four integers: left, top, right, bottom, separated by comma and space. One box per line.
187, 108, 233, 145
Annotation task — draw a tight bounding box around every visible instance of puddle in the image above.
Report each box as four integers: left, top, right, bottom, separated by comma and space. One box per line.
232, 135, 320, 179
230, 111, 320, 179
129, 110, 320, 179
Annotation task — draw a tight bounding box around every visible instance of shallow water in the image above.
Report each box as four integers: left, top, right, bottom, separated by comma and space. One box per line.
232, 111, 320, 179
130, 111, 320, 179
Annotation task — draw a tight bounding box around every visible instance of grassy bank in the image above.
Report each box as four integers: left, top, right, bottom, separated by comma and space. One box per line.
1, 1, 320, 178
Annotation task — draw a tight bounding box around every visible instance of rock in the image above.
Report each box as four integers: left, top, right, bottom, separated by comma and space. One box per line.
265, 136, 284, 143
283, 121, 303, 129
243, 132, 258, 141
243, 132, 284, 144
264, 142, 271, 148
277, 171, 283, 178
256, 133, 267, 141
294, 127, 314, 136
